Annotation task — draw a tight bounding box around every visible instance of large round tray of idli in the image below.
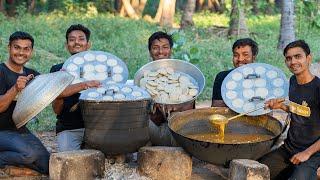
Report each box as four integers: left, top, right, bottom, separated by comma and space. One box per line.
134, 59, 205, 105
62, 50, 129, 85
221, 63, 289, 116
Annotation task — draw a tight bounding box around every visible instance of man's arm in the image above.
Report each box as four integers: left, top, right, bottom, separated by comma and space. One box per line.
56, 80, 100, 99
211, 100, 227, 107
52, 80, 100, 115
264, 98, 288, 112
0, 86, 19, 113
0, 75, 32, 113
290, 139, 320, 165
211, 72, 226, 107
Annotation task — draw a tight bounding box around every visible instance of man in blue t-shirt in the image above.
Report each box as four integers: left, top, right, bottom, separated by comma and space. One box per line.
259, 40, 320, 180
0, 31, 49, 175
50, 24, 100, 152
211, 38, 258, 107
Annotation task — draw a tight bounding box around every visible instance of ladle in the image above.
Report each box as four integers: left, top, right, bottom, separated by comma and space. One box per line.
209, 105, 266, 125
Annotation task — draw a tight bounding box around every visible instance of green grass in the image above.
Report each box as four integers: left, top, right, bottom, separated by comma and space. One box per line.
1, 12, 320, 131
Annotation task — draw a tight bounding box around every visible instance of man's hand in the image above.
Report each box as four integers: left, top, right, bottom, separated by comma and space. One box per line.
265, 98, 286, 111
290, 151, 312, 165
14, 74, 34, 92
82, 80, 101, 90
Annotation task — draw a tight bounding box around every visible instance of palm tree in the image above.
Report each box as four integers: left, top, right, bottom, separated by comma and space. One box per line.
160, 0, 176, 27
228, 0, 249, 37
277, 0, 295, 50
181, 0, 196, 28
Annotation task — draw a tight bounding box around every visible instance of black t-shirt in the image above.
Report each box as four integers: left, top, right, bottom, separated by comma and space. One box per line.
50, 63, 84, 133
284, 76, 320, 154
211, 69, 233, 103
0, 63, 40, 131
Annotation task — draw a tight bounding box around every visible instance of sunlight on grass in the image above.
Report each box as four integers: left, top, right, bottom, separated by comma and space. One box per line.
193, 11, 229, 28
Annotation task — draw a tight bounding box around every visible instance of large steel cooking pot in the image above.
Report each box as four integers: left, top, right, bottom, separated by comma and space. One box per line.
80, 97, 152, 155
134, 59, 205, 118
168, 107, 285, 166
134, 59, 205, 105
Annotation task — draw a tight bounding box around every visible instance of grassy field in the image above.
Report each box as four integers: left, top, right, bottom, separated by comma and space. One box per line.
1, 11, 320, 131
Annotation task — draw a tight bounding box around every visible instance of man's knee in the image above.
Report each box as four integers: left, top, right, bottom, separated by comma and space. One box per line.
19, 150, 38, 164
290, 162, 317, 180
57, 131, 82, 152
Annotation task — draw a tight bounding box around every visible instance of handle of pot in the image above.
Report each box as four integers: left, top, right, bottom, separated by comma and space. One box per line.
281, 113, 291, 134
25, 74, 35, 86
244, 73, 260, 79
147, 100, 155, 114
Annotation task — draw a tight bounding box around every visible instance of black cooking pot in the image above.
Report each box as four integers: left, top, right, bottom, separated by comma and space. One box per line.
80, 99, 151, 155
168, 107, 286, 166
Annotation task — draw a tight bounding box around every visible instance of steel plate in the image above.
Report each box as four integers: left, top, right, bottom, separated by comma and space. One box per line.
79, 83, 151, 102
134, 59, 205, 105
221, 63, 289, 116
62, 50, 129, 85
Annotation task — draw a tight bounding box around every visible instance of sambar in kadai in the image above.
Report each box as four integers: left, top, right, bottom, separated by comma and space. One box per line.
168, 107, 284, 165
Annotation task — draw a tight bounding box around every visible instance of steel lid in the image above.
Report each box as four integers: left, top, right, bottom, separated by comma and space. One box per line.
133, 59, 205, 105
62, 50, 129, 84
12, 71, 74, 128
310, 62, 320, 77
79, 83, 151, 102
221, 63, 289, 116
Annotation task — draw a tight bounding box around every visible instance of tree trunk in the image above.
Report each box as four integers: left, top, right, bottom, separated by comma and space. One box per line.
120, 4, 126, 17
137, 0, 147, 16
131, 0, 139, 10
218, 0, 226, 13
27, 0, 35, 14
122, 0, 139, 19
210, 0, 224, 13
0, 0, 6, 15
181, 0, 196, 28
6, 0, 15, 16
278, 0, 295, 50
228, 0, 249, 37
114, 0, 122, 12
275, 0, 281, 9
154, 0, 164, 22
252, 0, 259, 15
196, 0, 205, 12
160, 0, 176, 27
265, 0, 274, 15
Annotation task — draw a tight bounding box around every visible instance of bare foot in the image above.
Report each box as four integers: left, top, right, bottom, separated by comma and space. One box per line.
3, 166, 41, 176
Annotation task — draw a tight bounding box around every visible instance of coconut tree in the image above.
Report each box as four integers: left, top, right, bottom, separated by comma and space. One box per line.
228, 0, 249, 37
252, 0, 259, 15
0, 0, 6, 15
153, 0, 177, 27
277, 0, 295, 50
180, 0, 196, 28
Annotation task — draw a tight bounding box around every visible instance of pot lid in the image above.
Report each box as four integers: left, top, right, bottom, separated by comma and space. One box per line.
221, 63, 289, 116
12, 71, 74, 128
133, 59, 205, 105
79, 83, 151, 102
62, 50, 129, 84
310, 62, 320, 77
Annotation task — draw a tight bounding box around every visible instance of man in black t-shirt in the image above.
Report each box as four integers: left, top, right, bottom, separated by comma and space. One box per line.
0, 31, 49, 175
259, 40, 320, 180
50, 24, 100, 152
211, 38, 258, 107
146, 31, 196, 146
